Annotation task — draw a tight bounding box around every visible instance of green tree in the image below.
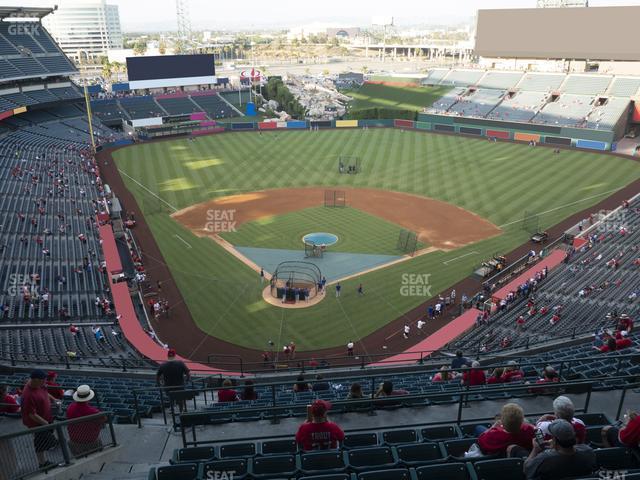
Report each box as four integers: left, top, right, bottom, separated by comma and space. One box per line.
159, 40, 167, 55
133, 40, 147, 56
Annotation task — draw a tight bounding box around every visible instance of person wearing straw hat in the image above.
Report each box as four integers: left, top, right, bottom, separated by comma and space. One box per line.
66, 385, 106, 457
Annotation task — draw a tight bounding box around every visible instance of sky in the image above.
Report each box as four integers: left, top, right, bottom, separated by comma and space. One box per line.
3, 0, 640, 31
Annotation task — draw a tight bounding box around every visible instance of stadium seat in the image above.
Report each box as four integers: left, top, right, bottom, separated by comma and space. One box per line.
421, 425, 461, 441
300, 451, 346, 475
343, 433, 378, 449
382, 429, 417, 445
250, 454, 297, 479
200, 459, 248, 480
148, 463, 198, 480
170, 446, 215, 464
473, 458, 525, 480
219, 442, 256, 458
346, 447, 397, 472
594, 447, 634, 470
260, 439, 298, 455
415, 462, 473, 480
299, 475, 351, 480
395, 442, 444, 466
357, 468, 411, 480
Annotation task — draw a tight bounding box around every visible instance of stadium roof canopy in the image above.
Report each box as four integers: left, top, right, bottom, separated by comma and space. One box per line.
0, 6, 56, 20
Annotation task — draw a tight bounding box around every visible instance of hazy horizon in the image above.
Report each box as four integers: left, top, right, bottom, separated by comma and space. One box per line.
2, 0, 639, 32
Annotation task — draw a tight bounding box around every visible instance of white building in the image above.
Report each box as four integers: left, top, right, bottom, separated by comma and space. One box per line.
43, 0, 123, 64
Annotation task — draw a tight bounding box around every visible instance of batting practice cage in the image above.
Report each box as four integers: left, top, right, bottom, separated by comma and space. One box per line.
522, 210, 540, 234
270, 261, 322, 303
397, 229, 418, 256
338, 155, 361, 174
324, 190, 346, 208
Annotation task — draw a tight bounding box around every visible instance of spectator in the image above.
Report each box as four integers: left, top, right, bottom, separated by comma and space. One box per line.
432, 366, 456, 382
536, 366, 559, 385
477, 403, 535, 456
156, 349, 190, 413
45, 371, 63, 400
312, 375, 330, 392
347, 383, 363, 400
295, 400, 344, 451
487, 367, 505, 384
501, 361, 525, 382
0, 384, 20, 414
451, 350, 471, 370
602, 409, 640, 448
522, 420, 595, 480
536, 396, 586, 444
21, 370, 58, 468
293, 375, 311, 393
462, 361, 486, 386
374, 381, 408, 398
66, 385, 106, 456
217, 379, 238, 402
240, 380, 258, 401
598, 337, 618, 353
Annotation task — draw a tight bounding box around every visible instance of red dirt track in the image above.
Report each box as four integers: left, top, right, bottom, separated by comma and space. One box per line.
97, 135, 640, 371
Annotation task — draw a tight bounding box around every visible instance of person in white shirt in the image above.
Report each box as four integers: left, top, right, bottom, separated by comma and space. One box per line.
403, 325, 410, 338
417, 320, 425, 334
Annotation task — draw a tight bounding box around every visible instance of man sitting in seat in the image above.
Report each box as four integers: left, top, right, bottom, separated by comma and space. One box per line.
295, 400, 344, 451
522, 419, 595, 480
477, 403, 535, 456
66, 385, 106, 456
602, 409, 640, 449
535, 396, 586, 444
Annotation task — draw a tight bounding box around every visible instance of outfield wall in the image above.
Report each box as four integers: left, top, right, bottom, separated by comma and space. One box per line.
214, 116, 618, 151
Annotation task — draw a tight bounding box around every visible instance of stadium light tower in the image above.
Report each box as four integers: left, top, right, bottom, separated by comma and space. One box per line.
176, 0, 192, 42
536, 0, 588, 7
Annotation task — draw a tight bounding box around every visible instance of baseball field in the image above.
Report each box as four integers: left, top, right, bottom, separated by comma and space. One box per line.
112, 128, 640, 355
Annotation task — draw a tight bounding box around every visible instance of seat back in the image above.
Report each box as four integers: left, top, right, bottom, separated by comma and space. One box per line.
301, 451, 345, 472
219, 442, 256, 458
383, 429, 417, 445
343, 433, 378, 449
155, 463, 198, 480
595, 447, 633, 470
415, 463, 470, 480
252, 454, 297, 475
174, 446, 215, 463
474, 458, 525, 480
421, 425, 461, 441
348, 446, 395, 468
358, 468, 411, 480
201, 459, 248, 478
261, 439, 297, 455
396, 443, 443, 464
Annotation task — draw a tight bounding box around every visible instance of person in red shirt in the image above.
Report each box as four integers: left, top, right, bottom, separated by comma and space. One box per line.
501, 361, 524, 383
599, 337, 618, 353
462, 361, 486, 386
602, 410, 640, 448
217, 379, 238, 402
66, 385, 106, 456
536, 396, 586, 444
295, 400, 344, 451
478, 403, 535, 456
46, 371, 63, 400
21, 369, 58, 468
0, 384, 20, 414
618, 315, 634, 334
487, 368, 504, 385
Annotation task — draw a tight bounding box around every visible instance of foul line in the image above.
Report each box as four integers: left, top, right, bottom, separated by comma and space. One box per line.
498, 187, 624, 229
443, 251, 479, 265
117, 168, 178, 213
173, 235, 192, 249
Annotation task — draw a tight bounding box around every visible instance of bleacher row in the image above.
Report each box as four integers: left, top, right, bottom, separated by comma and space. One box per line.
90, 92, 239, 123
0, 85, 82, 113
423, 69, 638, 130
0, 21, 76, 81
453, 199, 640, 353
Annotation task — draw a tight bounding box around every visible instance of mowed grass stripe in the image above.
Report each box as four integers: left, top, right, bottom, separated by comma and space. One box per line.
113, 129, 640, 350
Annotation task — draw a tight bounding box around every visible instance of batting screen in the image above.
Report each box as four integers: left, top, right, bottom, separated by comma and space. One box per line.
475, 6, 640, 61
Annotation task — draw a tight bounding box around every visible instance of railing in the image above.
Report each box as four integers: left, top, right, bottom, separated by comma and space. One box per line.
0, 412, 117, 480
177, 378, 599, 448
134, 353, 640, 430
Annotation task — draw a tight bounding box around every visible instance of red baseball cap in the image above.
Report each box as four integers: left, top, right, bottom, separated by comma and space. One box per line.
310, 399, 332, 417
46, 371, 57, 379
167, 348, 176, 358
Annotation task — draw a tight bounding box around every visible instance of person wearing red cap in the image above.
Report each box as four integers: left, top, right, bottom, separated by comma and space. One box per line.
295, 400, 344, 451
156, 348, 190, 413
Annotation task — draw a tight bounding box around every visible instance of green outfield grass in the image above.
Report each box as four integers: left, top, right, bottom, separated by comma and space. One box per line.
345, 83, 451, 112
113, 129, 640, 351
220, 206, 425, 255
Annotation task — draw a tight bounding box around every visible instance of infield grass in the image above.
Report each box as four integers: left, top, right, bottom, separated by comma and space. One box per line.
113, 129, 640, 351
